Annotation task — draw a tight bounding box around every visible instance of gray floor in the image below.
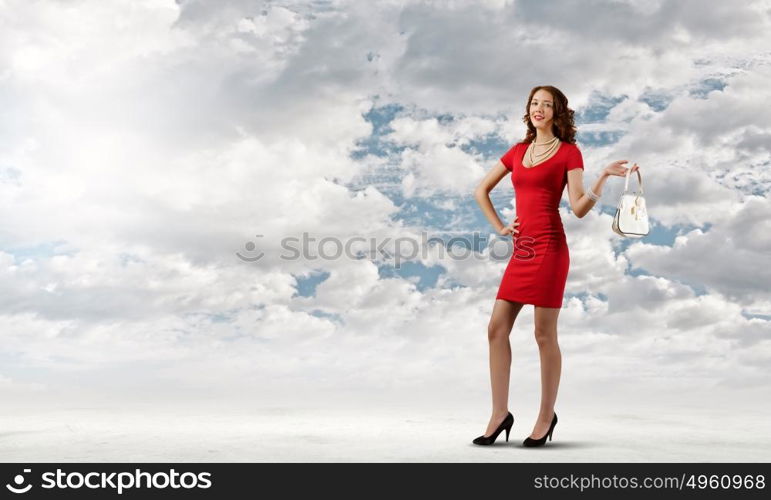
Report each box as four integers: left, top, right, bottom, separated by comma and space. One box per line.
2, 403, 769, 462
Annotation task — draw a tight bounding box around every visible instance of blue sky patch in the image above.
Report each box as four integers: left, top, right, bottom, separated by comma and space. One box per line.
293, 269, 331, 298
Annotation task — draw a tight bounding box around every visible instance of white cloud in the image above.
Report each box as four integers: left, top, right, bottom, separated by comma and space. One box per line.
625, 195, 771, 310
0, 0, 769, 419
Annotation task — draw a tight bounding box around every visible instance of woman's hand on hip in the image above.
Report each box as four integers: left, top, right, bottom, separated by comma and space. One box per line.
499, 215, 520, 237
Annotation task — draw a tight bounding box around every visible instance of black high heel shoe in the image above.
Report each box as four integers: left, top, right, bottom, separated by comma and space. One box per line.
472, 411, 514, 445
523, 412, 557, 447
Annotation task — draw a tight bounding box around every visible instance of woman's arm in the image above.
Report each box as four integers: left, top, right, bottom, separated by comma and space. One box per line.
567, 160, 639, 218
474, 161, 520, 237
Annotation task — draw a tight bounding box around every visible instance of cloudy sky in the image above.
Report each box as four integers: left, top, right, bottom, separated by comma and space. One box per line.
1, 0, 770, 422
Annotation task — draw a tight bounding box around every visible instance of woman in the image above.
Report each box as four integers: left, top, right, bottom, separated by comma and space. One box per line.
472, 85, 638, 447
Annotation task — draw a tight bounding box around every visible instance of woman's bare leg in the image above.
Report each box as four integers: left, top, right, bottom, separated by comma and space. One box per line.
529, 305, 561, 438
483, 299, 525, 436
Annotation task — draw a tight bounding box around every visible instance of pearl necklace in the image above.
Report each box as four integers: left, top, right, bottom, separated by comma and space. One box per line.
527, 136, 560, 167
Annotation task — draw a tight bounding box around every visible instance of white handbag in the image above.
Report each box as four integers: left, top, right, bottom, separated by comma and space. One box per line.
612, 167, 650, 238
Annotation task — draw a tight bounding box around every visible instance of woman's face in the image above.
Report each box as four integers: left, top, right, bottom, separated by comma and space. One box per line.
529, 90, 555, 131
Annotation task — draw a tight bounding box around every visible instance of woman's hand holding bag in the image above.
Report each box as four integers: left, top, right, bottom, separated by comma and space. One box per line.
611, 163, 650, 238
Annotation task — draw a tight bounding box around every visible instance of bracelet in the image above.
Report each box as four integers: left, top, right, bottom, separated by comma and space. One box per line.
586, 186, 600, 202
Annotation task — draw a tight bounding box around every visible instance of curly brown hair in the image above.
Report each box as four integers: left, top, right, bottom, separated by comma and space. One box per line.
521, 85, 577, 145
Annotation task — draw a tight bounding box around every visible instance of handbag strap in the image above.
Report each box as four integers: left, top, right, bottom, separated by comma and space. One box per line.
623, 165, 644, 195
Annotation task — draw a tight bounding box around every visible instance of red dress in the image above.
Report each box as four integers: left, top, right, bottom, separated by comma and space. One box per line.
495, 141, 584, 308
